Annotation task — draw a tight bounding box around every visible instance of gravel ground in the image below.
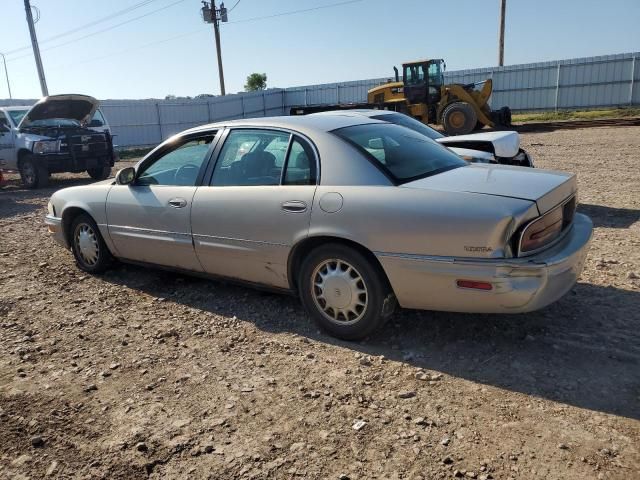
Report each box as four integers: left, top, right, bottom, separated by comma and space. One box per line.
0, 126, 639, 479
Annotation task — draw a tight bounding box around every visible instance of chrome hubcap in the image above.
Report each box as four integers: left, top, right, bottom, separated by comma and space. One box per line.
311, 259, 368, 325
75, 224, 99, 266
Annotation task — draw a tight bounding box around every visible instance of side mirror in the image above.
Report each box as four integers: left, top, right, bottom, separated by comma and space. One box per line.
116, 166, 136, 185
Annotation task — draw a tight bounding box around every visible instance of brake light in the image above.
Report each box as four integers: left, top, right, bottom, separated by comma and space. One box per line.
519, 206, 564, 254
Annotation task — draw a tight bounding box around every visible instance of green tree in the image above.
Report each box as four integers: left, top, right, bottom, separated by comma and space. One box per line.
244, 73, 267, 92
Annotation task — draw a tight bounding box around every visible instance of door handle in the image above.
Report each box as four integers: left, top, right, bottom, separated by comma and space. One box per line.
168, 198, 188, 208
281, 200, 307, 213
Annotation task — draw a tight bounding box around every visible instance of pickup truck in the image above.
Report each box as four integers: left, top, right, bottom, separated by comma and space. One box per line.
0, 94, 116, 188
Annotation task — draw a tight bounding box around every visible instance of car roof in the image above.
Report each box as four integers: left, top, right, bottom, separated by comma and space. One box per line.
0, 106, 32, 111
310, 109, 396, 119
179, 113, 386, 138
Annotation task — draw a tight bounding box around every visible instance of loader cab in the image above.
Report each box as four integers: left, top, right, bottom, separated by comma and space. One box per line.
402, 59, 445, 106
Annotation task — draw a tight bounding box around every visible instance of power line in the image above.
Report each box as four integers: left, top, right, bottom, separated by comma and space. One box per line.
225, 0, 363, 24
227, 0, 241, 13
7, 0, 187, 62
4, 0, 160, 56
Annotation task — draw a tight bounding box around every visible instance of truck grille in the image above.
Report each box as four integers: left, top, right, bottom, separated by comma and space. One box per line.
61, 133, 108, 157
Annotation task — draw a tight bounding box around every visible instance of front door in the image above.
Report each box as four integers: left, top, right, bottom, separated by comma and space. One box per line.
191, 128, 318, 288
106, 131, 218, 271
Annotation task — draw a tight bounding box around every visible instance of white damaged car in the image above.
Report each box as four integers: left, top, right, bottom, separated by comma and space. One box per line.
312, 110, 533, 167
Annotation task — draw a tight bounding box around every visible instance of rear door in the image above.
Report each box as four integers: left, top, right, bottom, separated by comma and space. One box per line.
191, 128, 318, 288
106, 131, 219, 270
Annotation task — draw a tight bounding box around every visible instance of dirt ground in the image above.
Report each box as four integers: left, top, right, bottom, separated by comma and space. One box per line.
1, 126, 639, 480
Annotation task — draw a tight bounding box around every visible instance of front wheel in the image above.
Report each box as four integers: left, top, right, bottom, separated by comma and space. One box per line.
19, 155, 48, 189
299, 244, 396, 340
70, 214, 113, 274
441, 102, 477, 135
87, 166, 112, 181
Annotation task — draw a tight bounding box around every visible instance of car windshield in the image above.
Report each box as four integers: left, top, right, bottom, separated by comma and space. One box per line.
371, 113, 445, 140
8, 109, 29, 126
333, 123, 466, 183
28, 118, 81, 127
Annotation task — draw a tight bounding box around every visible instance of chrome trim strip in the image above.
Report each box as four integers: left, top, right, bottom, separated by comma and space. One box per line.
374, 251, 547, 268
109, 224, 191, 237
192, 233, 288, 247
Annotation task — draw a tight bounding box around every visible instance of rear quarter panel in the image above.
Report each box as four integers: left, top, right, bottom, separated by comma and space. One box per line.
309, 185, 538, 259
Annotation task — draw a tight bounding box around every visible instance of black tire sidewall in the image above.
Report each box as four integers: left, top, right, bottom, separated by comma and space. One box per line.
299, 244, 394, 340
70, 214, 112, 274
87, 166, 112, 180
20, 156, 48, 189
442, 102, 477, 135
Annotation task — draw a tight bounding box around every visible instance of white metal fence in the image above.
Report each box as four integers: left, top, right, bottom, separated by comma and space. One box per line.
2, 52, 638, 148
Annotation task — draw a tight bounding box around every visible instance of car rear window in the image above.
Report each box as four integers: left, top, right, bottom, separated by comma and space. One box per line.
333, 123, 466, 183
370, 113, 445, 140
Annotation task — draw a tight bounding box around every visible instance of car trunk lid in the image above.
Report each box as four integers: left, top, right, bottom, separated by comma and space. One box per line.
402, 163, 576, 214
18, 94, 99, 129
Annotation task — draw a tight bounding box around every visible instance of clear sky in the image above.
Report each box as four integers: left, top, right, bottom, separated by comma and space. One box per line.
1, 0, 639, 99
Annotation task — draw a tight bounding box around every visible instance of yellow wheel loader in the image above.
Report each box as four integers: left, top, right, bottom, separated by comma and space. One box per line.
290, 59, 512, 136
367, 59, 511, 135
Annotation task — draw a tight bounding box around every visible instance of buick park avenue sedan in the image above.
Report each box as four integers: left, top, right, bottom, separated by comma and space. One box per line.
45, 114, 592, 340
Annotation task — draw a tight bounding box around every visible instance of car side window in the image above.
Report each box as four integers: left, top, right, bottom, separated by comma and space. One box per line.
137, 134, 215, 186
284, 136, 316, 185
0, 112, 8, 130
211, 129, 290, 186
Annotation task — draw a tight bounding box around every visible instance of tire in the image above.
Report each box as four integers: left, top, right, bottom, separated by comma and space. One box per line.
19, 155, 48, 189
87, 165, 112, 181
70, 214, 113, 274
473, 121, 484, 131
299, 243, 396, 340
441, 102, 477, 135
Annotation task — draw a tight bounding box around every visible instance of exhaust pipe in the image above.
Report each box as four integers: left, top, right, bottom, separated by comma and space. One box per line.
393, 66, 399, 82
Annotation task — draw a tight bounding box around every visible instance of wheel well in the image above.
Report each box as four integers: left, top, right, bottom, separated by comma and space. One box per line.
287, 236, 393, 293
61, 207, 90, 247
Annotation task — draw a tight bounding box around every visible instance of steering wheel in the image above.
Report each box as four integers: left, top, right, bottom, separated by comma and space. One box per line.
173, 164, 200, 186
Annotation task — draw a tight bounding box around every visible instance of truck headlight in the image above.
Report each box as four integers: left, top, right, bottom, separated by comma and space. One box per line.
33, 140, 60, 154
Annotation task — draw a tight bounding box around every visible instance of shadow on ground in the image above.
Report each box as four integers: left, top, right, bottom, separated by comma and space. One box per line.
101, 264, 640, 420
579, 203, 640, 229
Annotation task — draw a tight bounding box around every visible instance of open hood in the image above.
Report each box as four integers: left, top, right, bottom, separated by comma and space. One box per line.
436, 131, 520, 158
18, 94, 99, 129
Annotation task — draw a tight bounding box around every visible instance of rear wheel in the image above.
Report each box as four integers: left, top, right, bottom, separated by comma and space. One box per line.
87, 166, 112, 181
19, 155, 48, 189
441, 102, 477, 135
299, 244, 396, 340
70, 214, 113, 274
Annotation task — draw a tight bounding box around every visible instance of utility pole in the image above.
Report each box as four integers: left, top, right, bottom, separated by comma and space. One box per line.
0, 53, 12, 99
23, 0, 48, 96
498, 0, 506, 67
202, 1, 228, 95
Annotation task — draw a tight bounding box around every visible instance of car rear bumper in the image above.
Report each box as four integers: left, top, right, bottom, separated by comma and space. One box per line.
45, 215, 68, 248
376, 213, 592, 313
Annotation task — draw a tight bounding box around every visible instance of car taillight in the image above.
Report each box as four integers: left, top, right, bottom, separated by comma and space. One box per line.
519, 206, 564, 254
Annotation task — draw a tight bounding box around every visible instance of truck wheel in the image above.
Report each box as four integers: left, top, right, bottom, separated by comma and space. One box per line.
442, 102, 477, 135
299, 243, 396, 340
87, 166, 112, 180
20, 155, 49, 189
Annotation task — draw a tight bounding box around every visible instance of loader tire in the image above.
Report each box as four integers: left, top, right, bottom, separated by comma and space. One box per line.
442, 102, 477, 135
